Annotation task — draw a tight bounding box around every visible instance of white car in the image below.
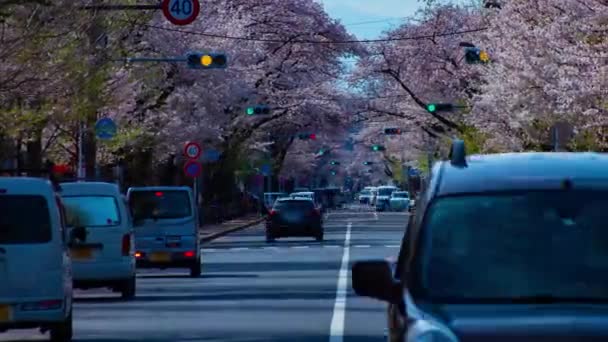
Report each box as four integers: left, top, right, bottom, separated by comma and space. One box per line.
0, 177, 73, 341
375, 186, 398, 211
60, 182, 136, 299
389, 191, 410, 211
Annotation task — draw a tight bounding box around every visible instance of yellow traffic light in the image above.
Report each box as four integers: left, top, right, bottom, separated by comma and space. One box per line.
479, 50, 490, 63
200, 55, 213, 66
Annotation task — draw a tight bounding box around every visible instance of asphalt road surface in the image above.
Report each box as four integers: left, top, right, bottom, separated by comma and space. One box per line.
1, 205, 408, 342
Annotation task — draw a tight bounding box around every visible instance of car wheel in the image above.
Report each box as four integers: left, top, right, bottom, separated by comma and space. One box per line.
190, 258, 202, 277
50, 311, 73, 342
120, 276, 136, 299
315, 230, 324, 242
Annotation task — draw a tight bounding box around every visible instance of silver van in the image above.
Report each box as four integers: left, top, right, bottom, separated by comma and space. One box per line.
0, 177, 73, 341
60, 182, 136, 299
126, 186, 201, 277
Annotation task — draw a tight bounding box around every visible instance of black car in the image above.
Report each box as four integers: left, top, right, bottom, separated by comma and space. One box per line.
266, 198, 323, 242
352, 139, 608, 341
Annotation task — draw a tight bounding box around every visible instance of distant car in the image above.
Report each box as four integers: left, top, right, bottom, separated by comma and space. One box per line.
60, 182, 136, 299
127, 186, 201, 277
375, 186, 398, 211
389, 191, 410, 212
358, 190, 372, 204
0, 177, 73, 341
266, 198, 323, 242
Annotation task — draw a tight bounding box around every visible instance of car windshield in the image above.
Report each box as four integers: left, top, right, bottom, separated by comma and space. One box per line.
62, 196, 120, 227
392, 192, 408, 198
0, 195, 52, 244
378, 188, 395, 196
411, 190, 608, 303
360, 190, 371, 195
129, 190, 192, 220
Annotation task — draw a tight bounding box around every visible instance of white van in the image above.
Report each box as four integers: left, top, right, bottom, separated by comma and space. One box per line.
0, 177, 73, 341
127, 186, 201, 277
60, 182, 136, 299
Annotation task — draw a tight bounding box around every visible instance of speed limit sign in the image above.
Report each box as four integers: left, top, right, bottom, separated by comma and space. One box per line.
161, 0, 201, 26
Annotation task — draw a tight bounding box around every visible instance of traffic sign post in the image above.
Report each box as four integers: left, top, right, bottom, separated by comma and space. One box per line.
183, 141, 203, 219
162, 0, 200, 26
95, 117, 117, 140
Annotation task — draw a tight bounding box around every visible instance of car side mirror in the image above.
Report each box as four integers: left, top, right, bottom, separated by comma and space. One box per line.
70, 226, 87, 244
352, 260, 402, 304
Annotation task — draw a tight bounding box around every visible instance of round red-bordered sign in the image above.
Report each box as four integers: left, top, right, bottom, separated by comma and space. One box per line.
161, 0, 200, 26
183, 141, 202, 159
183, 160, 203, 178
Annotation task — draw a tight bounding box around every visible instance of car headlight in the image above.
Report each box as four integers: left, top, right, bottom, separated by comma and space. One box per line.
413, 331, 457, 342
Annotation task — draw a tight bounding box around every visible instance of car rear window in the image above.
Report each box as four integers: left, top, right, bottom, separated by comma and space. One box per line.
378, 188, 396, 196
62, 196, 120, 227
393, 192, 409, 198
129, 190, 192, 220
0, 195, 52, 244
274, 200, 314, 211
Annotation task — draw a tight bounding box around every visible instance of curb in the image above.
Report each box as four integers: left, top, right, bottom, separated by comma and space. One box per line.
199, 218, 265, 243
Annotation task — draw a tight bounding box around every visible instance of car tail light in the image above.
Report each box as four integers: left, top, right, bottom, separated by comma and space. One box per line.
311, 208, 321, 216
21, 299, 63, 311
121, 234, 131, 256
269, 210, 278, 216
135, 251, 143, 258
184, 250, 195, 258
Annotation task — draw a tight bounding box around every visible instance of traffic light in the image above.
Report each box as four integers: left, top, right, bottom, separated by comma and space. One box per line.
246, 105, 271, 115
297, 133, 316, 140
186, 52, 227, 69
330, 161, 340, 165
384, 128, 402, 135
464, 47, 490, 64
318, 148, 326, 155
363, 161, 374, 165
426, 103, 454, 113
371, 145, 385, 151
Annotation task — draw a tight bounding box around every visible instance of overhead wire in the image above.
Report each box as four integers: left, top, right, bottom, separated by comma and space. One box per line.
130, 21, 488, 44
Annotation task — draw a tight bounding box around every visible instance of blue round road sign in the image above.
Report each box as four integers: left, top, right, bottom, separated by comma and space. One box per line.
202, 149, 220, 162
162, 0, 200, 26
184, 160, 202, 178
95, 118, 117, 140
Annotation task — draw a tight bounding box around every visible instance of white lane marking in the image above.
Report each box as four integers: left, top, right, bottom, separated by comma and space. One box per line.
229, 247, 249, 251
385, 245, 400, 248
374, 212, 378, 220
324, 245, 341, 248
329, 221, 351, 342
292, 246, 309, 249
354, 245, 371, 248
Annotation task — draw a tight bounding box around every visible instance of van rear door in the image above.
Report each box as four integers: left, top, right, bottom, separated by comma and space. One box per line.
128, 190, 196, 249
0, 194, 61, 300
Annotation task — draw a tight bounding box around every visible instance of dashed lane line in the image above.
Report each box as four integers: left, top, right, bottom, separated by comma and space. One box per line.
202, 244, 400, 252
329, 221, 351, 342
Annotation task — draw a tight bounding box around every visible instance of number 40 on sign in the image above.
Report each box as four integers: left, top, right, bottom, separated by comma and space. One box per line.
161, 0, 200, 26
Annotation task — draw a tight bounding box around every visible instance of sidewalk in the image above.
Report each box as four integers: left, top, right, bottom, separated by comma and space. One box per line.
199, 214, 265, 243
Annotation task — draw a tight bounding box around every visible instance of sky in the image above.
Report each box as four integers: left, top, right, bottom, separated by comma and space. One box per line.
318, 0, 424, 39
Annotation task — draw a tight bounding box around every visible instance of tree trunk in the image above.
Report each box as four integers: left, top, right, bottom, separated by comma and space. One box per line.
25, 134, 42, 170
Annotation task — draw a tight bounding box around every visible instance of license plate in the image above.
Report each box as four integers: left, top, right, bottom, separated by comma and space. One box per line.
0, 305, 12, 322
71, 248, 93, 260
149, 252, 171, 262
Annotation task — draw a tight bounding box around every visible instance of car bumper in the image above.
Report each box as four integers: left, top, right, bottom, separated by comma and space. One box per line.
0, 301, 67, 332
72, 258, 135, 283
135, 250, 200, 269
268, 223, 322, 237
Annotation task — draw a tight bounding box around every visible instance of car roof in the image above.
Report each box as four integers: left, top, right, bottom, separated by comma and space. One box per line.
291, 192, 313, 196
277, 197, 313, 203
127, 186, 191, 193
0, 177, 56, 197
436, 152, 608, 196
60, 181, 120, 196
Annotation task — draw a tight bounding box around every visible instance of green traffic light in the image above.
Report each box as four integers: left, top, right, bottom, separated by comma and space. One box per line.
373, 145, 379, 151
246, 107, 254, 115
427, 104, 436, 112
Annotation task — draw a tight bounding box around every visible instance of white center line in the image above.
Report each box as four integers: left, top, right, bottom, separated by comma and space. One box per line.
355, 245, 371, 248
292, 246, 309, 249
329, 221, 351, 342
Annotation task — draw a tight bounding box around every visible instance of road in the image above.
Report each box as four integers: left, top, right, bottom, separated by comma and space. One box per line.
1, 206, 408, 342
